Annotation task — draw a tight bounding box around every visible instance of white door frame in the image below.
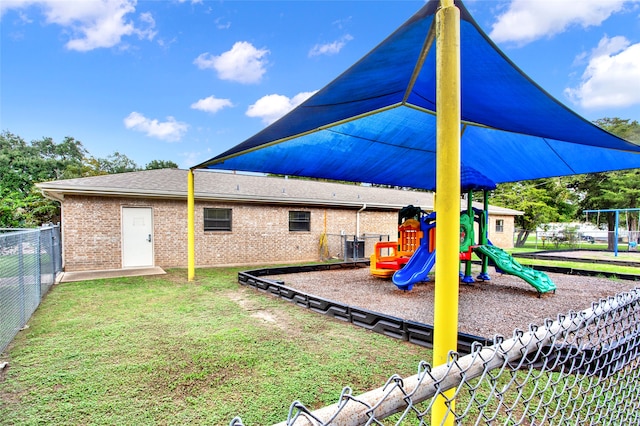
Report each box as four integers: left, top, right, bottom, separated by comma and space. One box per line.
121, 206, 154, 268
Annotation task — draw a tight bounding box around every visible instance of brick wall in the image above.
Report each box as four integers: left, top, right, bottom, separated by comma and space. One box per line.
62, 196, 127, 271
487, 214, 515, 248
61, 195, 515, 271
61, 196, 393, 271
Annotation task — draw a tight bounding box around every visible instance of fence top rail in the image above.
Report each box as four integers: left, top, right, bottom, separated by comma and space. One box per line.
269, 287, 640, 426
0, 228, 40, 235
1, 226, 58, 233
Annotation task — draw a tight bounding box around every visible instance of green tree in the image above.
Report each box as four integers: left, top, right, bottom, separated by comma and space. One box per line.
491, 179, 575, 247
594, 117, 640, 141
0, 132, 87, 226
567, 118, 640, 249
1, 131, 183, 227
93, 152, 139, 174
145, 159, 178, 169
78, 152, 141, 176
0, 187, 61, 227
0, 190, 25, 228
0, 133, 86, 192
492, 118, 640, 249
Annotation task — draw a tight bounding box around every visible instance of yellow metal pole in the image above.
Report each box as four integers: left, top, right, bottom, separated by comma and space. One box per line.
432, 0, 460, 425
187, 168, 195, 281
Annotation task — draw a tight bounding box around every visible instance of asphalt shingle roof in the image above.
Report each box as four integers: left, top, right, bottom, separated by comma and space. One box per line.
37, 168, 520, 215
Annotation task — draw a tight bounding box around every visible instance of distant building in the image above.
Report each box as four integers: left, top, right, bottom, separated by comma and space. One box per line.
37, 169, 520, 272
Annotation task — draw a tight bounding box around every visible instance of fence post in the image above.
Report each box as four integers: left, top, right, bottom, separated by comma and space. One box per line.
55, 225, 62, 274
18, 232, 26, 327
49, 227, 56, 285
36, 228, 42, 302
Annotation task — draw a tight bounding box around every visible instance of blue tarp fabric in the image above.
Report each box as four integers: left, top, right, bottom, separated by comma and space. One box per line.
194, 0, 640, 190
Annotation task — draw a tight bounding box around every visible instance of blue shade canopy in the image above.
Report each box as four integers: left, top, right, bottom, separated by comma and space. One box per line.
194, 0, 640, 191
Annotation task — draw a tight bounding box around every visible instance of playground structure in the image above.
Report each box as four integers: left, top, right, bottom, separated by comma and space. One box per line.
371, 191, 556, 294
369, 205, 427, 279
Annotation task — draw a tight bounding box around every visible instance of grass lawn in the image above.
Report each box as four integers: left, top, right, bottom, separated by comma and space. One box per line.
0, 267, 430, 425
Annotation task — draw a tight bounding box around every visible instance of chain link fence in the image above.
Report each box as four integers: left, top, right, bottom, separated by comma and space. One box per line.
0, 226, 62, 353
321, 234, 390, 261
231, 286, 640, 425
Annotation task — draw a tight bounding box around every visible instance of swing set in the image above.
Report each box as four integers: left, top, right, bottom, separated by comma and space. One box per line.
583, 208, 640, 256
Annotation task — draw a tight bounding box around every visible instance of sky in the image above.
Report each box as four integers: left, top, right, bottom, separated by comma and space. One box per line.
1, 0, 640, 170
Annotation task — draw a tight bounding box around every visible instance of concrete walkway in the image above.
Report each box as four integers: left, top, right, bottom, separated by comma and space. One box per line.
59, 266, 166, 283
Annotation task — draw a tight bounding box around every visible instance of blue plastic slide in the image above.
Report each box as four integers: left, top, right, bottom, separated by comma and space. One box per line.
392, 246, 436, 291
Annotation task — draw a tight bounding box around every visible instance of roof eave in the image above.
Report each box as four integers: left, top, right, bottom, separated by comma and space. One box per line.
35, 185, 424, 210
35, 182, 521, 215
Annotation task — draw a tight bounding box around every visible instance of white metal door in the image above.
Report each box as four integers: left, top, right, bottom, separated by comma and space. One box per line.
122, 207, 154, 268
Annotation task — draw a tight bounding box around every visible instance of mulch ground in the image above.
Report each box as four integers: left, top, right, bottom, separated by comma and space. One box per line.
265, 251, 640, 338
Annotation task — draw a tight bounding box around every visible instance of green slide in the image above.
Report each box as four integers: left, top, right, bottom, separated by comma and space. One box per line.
473, 245, 556, 294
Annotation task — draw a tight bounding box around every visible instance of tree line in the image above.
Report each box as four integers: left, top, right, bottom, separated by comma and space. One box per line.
0, 131, 177, 227
2, 117, 640, 237
490, 118, 640, 247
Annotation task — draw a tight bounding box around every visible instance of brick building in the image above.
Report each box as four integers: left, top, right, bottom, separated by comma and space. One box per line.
37, 169, 519, 272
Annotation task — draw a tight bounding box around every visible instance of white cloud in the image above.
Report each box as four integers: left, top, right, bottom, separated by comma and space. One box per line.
214, 17, 231, 30
0, 0, 31, 18
308, 34, 353, 57
565, 36, 640, 109
190, 96, 233, 114
123, 112, 188, 142
332, 16, 352, 31
0, 0, 156, 51
489, 0, 630, 45
246, 91, 318, 124
194, 41, 269, 84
